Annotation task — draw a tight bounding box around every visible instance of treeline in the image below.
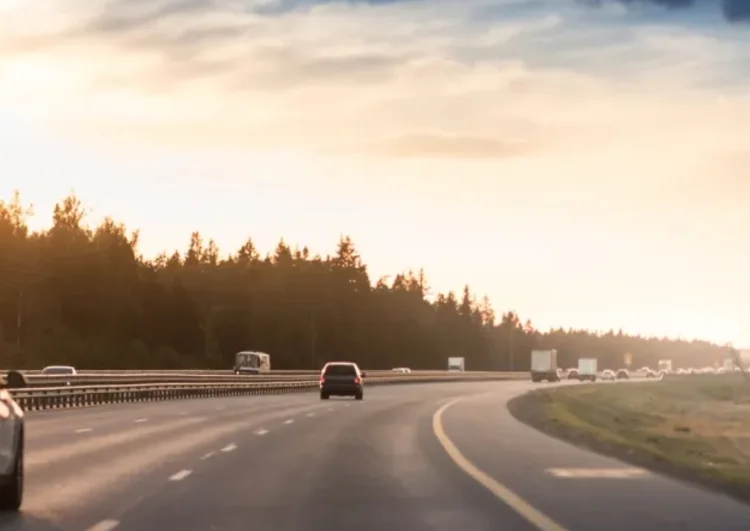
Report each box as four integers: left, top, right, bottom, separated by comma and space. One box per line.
0, 192, 729, 371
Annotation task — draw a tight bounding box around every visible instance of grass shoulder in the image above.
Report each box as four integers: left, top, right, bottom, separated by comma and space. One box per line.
507, 375, 750, 504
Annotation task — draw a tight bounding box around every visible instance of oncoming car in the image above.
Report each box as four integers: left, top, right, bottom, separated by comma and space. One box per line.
41, 365, 77, 386
0, 385, 24, 511
320, 362, 365, 400
601, 369, 616, 381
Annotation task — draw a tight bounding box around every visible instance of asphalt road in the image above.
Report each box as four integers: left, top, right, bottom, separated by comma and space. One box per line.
3, 380, 750, 531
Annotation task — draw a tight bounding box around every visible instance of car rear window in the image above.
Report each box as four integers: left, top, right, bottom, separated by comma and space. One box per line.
324, 364, 357, 376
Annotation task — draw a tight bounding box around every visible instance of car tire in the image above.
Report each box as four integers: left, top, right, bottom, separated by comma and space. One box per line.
355, 392, 363, 400
0, 433, 23, 511
320, 393, 329, 400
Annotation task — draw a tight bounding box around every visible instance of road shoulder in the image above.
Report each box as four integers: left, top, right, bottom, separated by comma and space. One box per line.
507, 386, 750, 505
433, 386, 750, 530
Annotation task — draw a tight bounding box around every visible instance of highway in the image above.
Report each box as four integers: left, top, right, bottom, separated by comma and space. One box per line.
4, 381, 750, 531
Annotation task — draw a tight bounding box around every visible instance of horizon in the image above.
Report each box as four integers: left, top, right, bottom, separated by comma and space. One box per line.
2, 0, 748, 346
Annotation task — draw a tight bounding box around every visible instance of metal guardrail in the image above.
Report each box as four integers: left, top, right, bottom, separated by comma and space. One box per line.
11, 373, 526, 411
13, 369, 320, 376
5, 370, 518, 388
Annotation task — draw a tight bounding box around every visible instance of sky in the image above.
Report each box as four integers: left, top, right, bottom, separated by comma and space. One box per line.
1, 0, 749, 345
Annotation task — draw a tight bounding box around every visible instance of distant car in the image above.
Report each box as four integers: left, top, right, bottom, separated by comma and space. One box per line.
616, 369, 629, 380
645, 369, 656, 378
0, 386, 24, 511
320, 362, 365, 400
601, 370, 616, 381
566, 368, 579, 380
391, 367, 411, 374
41, 365, 77, 386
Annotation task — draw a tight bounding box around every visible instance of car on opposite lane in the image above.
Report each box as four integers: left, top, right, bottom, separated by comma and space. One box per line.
0, 385, 24, 511
41, 365, 77, 386
320, 362, 365, 400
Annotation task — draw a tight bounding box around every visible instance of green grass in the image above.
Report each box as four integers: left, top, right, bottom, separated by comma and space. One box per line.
540, 375, 750, 487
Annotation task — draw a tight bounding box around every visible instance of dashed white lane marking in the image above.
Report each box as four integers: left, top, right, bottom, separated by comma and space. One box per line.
284, 419, 294, 424
546, 468, 650, 478
200, 452, 215, 460
75, 428, 92, 433
221, 443, 237, 452
306, 413, 315, 417
85, 519, 119, 531
134, 418, 148, 423
169, 469, 192, 481
255, 428, 269, 435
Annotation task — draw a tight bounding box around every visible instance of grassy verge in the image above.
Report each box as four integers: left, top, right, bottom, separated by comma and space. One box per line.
507, 375, 750, 503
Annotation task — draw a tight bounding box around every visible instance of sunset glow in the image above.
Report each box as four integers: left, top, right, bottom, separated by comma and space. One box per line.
2, 0, 748, 345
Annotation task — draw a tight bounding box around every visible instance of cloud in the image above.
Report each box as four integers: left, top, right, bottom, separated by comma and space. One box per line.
345, 133, 539, 159
1, 0, 748, 163
583, 0, 750, 22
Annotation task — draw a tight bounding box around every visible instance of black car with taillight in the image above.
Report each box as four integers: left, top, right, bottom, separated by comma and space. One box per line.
319, 362, 365, 400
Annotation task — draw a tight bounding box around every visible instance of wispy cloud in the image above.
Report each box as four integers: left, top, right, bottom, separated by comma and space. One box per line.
584, 0, 750, 23
2, 0, 747, 159
349, 133, 540, 159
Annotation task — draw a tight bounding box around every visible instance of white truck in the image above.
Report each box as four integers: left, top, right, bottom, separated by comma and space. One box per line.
577, 358, 597, 381
657, 359, 673, 374
530, 349, 559, 382
447, 357, 465, 371
738, 349, 750, 371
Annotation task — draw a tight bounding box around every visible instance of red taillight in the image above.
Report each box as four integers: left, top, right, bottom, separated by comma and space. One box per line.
320, 377, 325, 384
354, 377, 360, 384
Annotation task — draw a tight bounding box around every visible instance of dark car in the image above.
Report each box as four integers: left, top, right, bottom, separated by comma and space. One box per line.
616, 369, 629, 380
0, 386, 24, 511
320, 362, 365, 400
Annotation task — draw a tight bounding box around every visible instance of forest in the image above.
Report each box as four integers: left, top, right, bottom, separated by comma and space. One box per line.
0, 192, 729, 371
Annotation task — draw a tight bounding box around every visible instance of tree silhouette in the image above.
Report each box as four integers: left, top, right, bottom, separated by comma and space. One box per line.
0, 192, 729, 371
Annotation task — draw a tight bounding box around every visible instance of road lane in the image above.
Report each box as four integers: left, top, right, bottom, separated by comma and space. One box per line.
3, 381, 530, 531
108, 382, 536, 531
438, 388, 750, 531
7, 378, 749, 531
23, 393, 319, 452
0, 382, 496, 529
8, 398, 358, 529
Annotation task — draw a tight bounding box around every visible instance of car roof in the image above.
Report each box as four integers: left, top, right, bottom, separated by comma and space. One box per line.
322, 361, 359, 368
